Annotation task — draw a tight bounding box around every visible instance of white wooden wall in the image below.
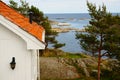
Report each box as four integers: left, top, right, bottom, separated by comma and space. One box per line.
0, 24, 32, 80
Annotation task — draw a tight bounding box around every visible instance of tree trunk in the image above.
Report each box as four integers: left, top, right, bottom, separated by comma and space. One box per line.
98, 49, 101, 80
97, 34, 103, 80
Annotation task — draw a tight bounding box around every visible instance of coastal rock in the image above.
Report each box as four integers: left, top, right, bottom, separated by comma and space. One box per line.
40, 57, 97, 79
52, 27, 85, 33
40, 57, 80, 80
49, 20, 59, 25
40, 57, 116, 80
52, 28, 69, 33
58, 22, 71, 26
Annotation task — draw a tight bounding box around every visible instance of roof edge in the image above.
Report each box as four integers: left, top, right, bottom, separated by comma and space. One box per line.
0, 15, 45, 49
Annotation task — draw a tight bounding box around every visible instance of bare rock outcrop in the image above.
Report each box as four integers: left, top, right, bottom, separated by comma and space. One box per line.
40, 57, 117, 80
40, 57, 80, 80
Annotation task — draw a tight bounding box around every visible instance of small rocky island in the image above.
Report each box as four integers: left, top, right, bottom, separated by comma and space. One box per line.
50, 20, 85, 33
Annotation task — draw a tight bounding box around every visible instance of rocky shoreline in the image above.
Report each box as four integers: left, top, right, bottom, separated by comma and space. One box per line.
52, 27, 85, 33
50, 20, 86, 33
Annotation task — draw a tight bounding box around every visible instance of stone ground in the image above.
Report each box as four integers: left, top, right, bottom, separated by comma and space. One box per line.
40, 57, 80, 80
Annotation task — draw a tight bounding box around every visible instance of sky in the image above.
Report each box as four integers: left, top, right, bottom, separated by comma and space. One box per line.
3, 0, 120, 13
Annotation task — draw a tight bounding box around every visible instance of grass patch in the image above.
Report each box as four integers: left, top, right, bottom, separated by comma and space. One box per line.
63, 53, 87, 58
42, 48, 87, 58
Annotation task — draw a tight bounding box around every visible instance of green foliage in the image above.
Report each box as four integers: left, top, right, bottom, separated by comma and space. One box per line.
9, 0, 29, 16
46, 36, 57, 43
76, 32, 98, 56
76, 1, 120, 60
42, 48, 87, 58
103, 22, 120, 59
76, 2, 120, 80
64, 53, 87, 58
19, 0, 29, 16
53, 43, 65, 49
9, 0, 18, 10
29, 6, 44, 24
101, 68, 120, 80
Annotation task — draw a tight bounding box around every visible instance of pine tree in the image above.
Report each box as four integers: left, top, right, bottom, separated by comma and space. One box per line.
76, 1, 120, 80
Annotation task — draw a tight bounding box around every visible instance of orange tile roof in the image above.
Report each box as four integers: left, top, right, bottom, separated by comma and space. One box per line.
0, 1, 44, 41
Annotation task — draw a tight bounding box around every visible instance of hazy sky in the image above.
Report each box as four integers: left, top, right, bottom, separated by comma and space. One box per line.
3, 0, 120, 13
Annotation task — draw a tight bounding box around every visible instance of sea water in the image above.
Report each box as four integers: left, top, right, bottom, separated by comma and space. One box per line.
45, 13, 90, 53
46, 13, 120, 53
45, 13, 90, 29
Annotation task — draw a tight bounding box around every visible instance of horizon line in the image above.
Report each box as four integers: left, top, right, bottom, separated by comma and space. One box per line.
44, 12, 120, 14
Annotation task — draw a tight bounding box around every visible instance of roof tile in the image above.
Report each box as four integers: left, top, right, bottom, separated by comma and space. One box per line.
0, 1, 44, 41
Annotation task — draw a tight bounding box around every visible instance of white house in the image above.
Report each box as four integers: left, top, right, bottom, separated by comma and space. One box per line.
0, 1, 45, 80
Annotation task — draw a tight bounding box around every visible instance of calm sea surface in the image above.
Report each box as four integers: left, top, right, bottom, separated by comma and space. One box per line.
45, 13, 90, 29
45, 13, 119, 53
45, 13, 90, 53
